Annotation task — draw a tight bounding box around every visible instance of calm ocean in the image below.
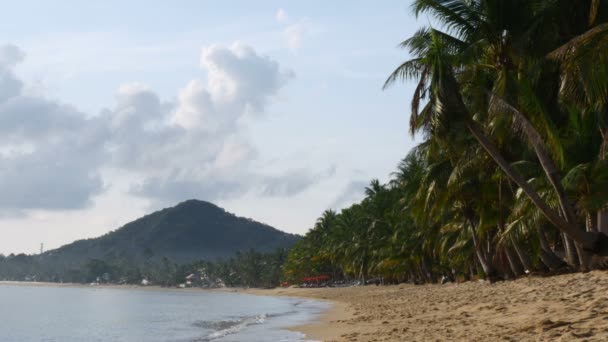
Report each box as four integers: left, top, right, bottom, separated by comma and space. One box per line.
0, 284, 328, 341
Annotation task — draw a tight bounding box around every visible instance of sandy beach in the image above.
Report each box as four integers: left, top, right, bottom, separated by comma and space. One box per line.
243, 270, 608, 341
5, 271, 608, 341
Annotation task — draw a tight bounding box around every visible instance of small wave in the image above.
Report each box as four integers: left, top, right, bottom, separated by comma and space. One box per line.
195, 314, 267, 341
193, 319, 244, 331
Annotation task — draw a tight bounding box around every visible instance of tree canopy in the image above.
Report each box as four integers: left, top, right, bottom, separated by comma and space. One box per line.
283, 0, 608, 284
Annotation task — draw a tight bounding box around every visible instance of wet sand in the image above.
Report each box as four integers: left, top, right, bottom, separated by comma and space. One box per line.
242, 271, 608, 341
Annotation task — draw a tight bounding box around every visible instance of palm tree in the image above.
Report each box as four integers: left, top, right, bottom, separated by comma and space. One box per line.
384, 0, 608, 254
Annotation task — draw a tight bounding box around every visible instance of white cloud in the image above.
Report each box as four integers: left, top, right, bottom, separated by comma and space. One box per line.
276, 9, 289, 24
213, 136, 256, 171
200, 42, 294, 112
0, 42, 329, 214
171, 80, 215, 131
173, 42, 293, 132
0, 45, 24, 103
0, 45, 107, 213
0, 44, 25, 68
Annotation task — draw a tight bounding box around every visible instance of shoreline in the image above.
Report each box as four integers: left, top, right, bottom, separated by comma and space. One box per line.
237, 287, 353, 342
0, 280, 345, 340
0, 280, 340, 340
241, 270, 608, 341
6, 271, 608, 341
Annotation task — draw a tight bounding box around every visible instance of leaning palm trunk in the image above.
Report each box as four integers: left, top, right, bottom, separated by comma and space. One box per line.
575, 215, 594, 271
536, 226, 566, 270
474, 249, 494, 278
576, 241, 592, 271
561, 232, 579, 266
468, 219, 496, 278
597, 129, 608, 234
495, 95, 582, 227
586, 213, 597, 232
504, 247, 524, 277
497, 99, 595, 270
518, 112, 594, 270
467, 123, 581, 239
437, 74, 600, 250
599, 209, 608, 234
510, 236, 533, 272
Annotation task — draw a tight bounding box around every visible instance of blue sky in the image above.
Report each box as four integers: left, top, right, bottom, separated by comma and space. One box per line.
0, 1, 420, 254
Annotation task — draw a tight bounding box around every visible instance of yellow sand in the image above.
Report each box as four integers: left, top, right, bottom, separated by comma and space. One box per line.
242, 270, 608, 341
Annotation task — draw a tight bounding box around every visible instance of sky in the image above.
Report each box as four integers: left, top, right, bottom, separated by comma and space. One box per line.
0, 1, 421, 255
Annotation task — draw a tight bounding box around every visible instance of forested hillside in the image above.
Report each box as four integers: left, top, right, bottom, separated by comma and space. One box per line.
0, 199, 299, 284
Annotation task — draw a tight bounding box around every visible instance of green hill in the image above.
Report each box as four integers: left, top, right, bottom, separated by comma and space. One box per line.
44, 199, 300, 263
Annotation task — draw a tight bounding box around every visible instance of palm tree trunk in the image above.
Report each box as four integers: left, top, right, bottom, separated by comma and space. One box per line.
489, 92, 584, 226
509, 104, 579, 219
575, 241, 592, 271
599, 209, 608, 234
421, 257, 433, 283
572, 214, 596, 271
587, 213, 598, 232
465, 121, 603, 251
497, 99, 596, 271
597, 131, 608, 233
562, 232, 579, 266
538, 249, 563, 270
504, 247, 524, 277
361, 251, 370, 285
510, 236, 533, 272
469, 220, 496, 278
432, 69, 608, 253
537, 226, 566, 270
474, 249, 494, 278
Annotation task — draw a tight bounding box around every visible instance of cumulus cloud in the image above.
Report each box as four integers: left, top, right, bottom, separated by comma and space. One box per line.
0, 45, 107, 213
0, 45, 24, 103
0, 142, 105, 211
172, 42, 293, 132
0, 44, 25, 68
0, 42, 328, 213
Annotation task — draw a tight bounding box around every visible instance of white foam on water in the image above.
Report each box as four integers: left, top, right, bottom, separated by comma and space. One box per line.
202, 314, 268, 341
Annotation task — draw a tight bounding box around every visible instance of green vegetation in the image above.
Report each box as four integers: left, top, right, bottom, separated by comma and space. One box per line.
283, 0, 608, 284
3, 1, 608, 289
0, 249, 288, 287
0, 200, 298, 286
186, 249, 289, 288
47, 199, 299, 263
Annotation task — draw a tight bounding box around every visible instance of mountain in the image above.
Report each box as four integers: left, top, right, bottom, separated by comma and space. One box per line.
43, 199, 300, 264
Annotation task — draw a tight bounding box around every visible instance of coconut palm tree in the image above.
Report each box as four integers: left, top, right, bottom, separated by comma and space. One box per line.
384, 0, 608, 254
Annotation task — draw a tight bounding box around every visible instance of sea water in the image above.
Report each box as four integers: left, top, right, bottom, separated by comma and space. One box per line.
0, 284, 328, 341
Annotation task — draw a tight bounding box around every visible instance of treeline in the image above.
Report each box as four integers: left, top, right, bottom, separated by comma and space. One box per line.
282, 0, 608, 284
0, 249, 288, 288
